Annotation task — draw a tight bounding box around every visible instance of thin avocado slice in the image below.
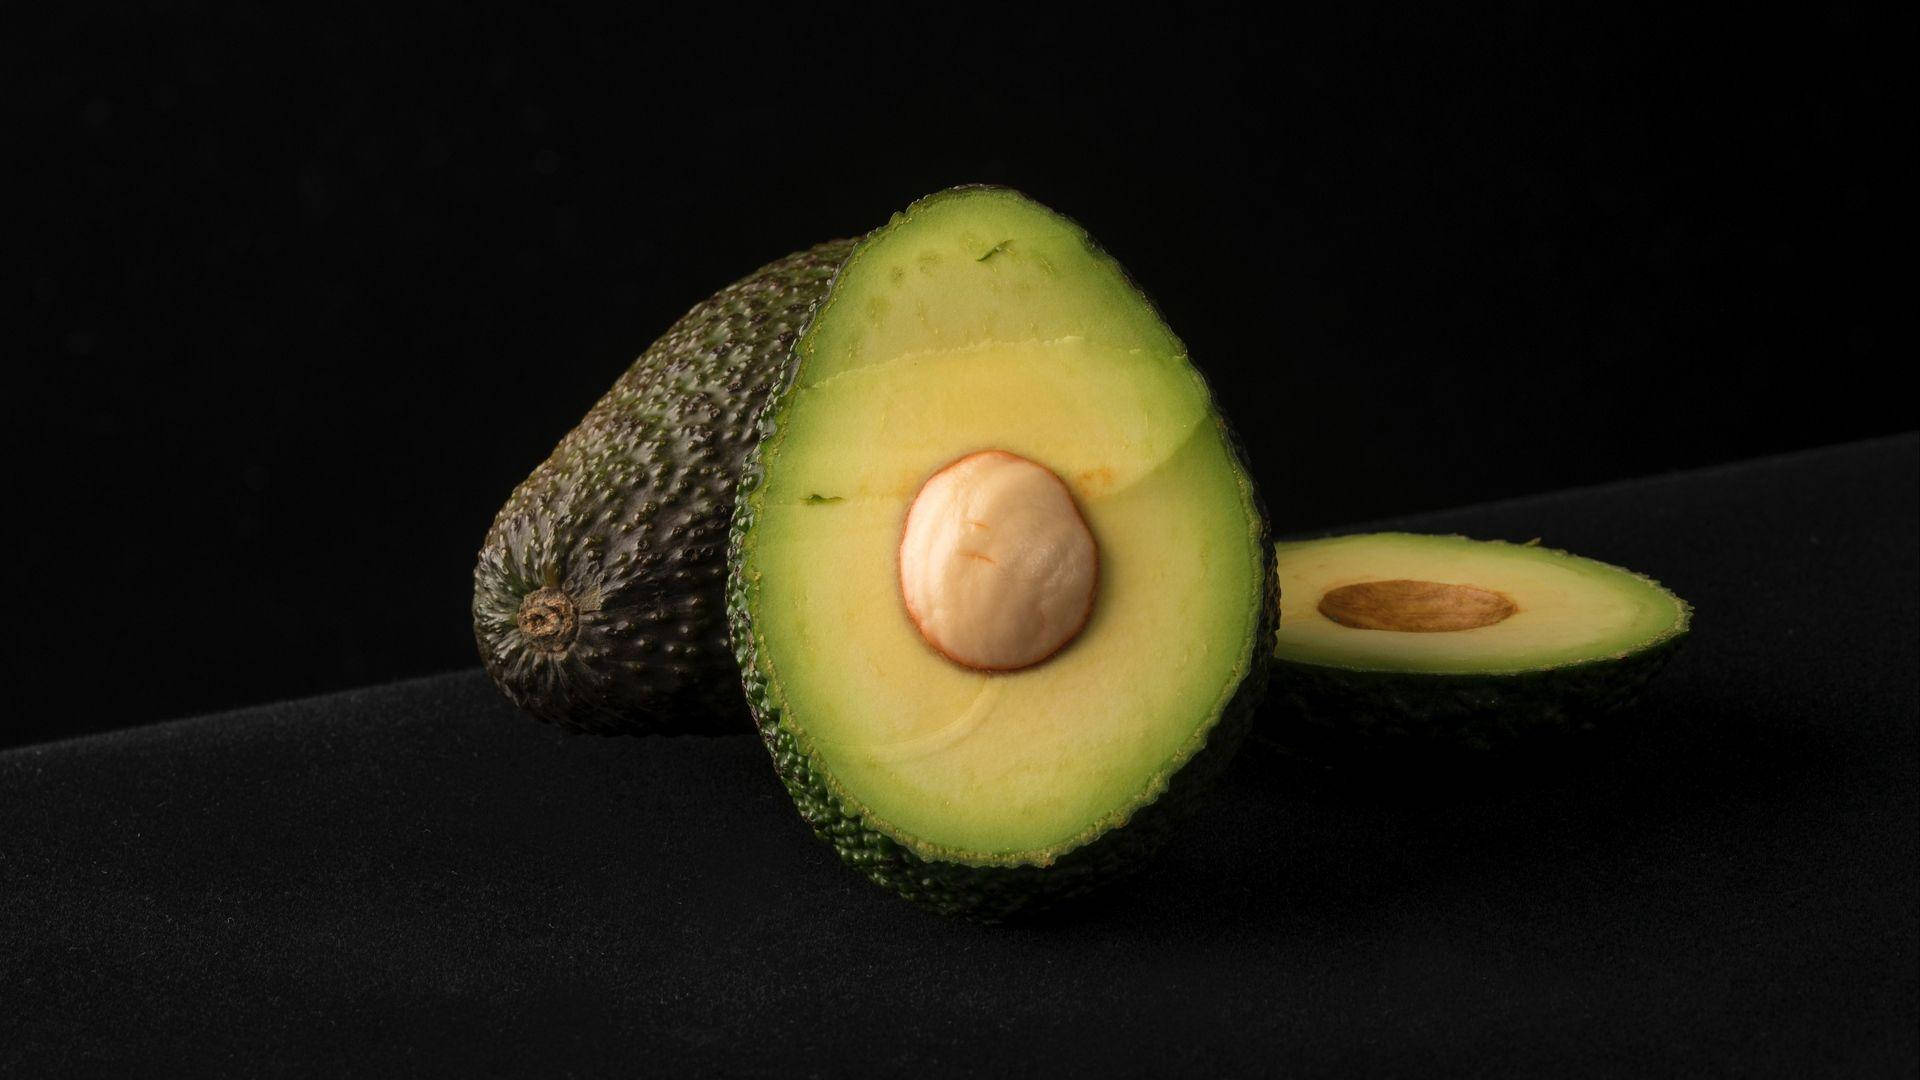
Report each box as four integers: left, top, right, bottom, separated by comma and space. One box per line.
473, 240, 854, 735
729, 187, 1274, 918
1267, 532, 1691, 749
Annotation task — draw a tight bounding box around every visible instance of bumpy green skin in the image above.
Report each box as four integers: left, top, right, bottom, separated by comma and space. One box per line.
1261, 623, 1689, 753
725, 188, 1274, 920
473, 240, 855, 736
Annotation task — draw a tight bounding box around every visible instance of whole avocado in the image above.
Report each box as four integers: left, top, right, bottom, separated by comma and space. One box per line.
473, 239, 854, 735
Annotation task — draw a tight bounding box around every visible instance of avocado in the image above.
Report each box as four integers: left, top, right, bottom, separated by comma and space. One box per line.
1264, 532, 1690, 750
727, 187, 1274, 919
473, 239, 854, 735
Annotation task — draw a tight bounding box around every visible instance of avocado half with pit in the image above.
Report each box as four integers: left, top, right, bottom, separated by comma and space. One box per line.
728, 188, 1274, 918
1265, 532, 1690, 750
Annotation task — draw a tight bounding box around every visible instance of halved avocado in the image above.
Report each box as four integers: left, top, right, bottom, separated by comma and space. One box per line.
1266, 532, 1690, 749
728, 188, 1273, 918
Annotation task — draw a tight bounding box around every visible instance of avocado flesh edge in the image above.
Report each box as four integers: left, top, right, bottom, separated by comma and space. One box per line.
1264, 532, 1690, 749
472, 240, 855, 735
728, 187, 1273, 914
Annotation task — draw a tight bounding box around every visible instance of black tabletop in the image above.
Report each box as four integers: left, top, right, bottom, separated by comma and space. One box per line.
5, 435, 1915, 1077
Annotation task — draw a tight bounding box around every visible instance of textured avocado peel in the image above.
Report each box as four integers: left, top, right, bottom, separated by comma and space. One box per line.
473, 239, 855, 736
1263, 532, 1691, 752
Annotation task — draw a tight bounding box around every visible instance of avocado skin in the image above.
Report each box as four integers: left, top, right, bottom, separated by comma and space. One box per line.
473, 239, 855, 736
723, 188, 1275, 919
1261, 631, 1687, 753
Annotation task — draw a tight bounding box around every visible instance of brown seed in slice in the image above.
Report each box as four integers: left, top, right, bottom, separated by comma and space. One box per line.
1317, 579, 1517, 633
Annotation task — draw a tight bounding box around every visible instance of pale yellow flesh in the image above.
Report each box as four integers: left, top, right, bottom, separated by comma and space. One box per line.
1273, 533, 1686, 674
760, 337, 1208, 506
742, 193, 1261, 863
749, 355, 1257, 859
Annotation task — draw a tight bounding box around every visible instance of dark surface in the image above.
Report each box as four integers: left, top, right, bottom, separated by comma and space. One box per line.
6, 4, 1906, 744
5, 436, 1915, 1076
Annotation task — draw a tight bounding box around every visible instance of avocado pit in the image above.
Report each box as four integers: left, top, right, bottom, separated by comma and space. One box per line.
1318, 579, 1516, 633
898, 450, 1098, 671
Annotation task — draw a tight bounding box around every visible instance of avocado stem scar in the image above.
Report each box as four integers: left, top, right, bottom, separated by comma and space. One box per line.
517, 586, 580, 653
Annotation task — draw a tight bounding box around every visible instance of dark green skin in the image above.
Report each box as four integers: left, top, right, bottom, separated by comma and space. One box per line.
1260, 632, 1687, 754
473, 240, 855, 735
724, 188, 1275, 920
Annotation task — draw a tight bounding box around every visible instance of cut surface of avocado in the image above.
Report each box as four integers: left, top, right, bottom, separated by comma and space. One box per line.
1275, 533, 1687, 673
730, 188, 1270, 910
1266, 532, 1690, 748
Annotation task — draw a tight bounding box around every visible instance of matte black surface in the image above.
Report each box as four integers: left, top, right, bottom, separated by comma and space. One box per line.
5, 436, 1915, 1076
7, 5, 1905, 745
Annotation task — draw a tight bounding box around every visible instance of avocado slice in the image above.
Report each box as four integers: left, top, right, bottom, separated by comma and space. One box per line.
473, 240, 854, 735
1267, 532, 1690, 749
728, 188, 1274, 918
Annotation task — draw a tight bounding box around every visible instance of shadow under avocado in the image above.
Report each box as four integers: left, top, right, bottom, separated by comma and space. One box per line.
1025, 677, 1840, 937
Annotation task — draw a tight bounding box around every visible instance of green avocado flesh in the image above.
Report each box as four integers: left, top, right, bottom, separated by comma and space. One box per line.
1266, 532, 1690, 748
731, 188, 1271, 911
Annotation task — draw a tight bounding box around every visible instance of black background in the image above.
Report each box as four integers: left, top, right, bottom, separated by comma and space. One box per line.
7, 3, 1905, 747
